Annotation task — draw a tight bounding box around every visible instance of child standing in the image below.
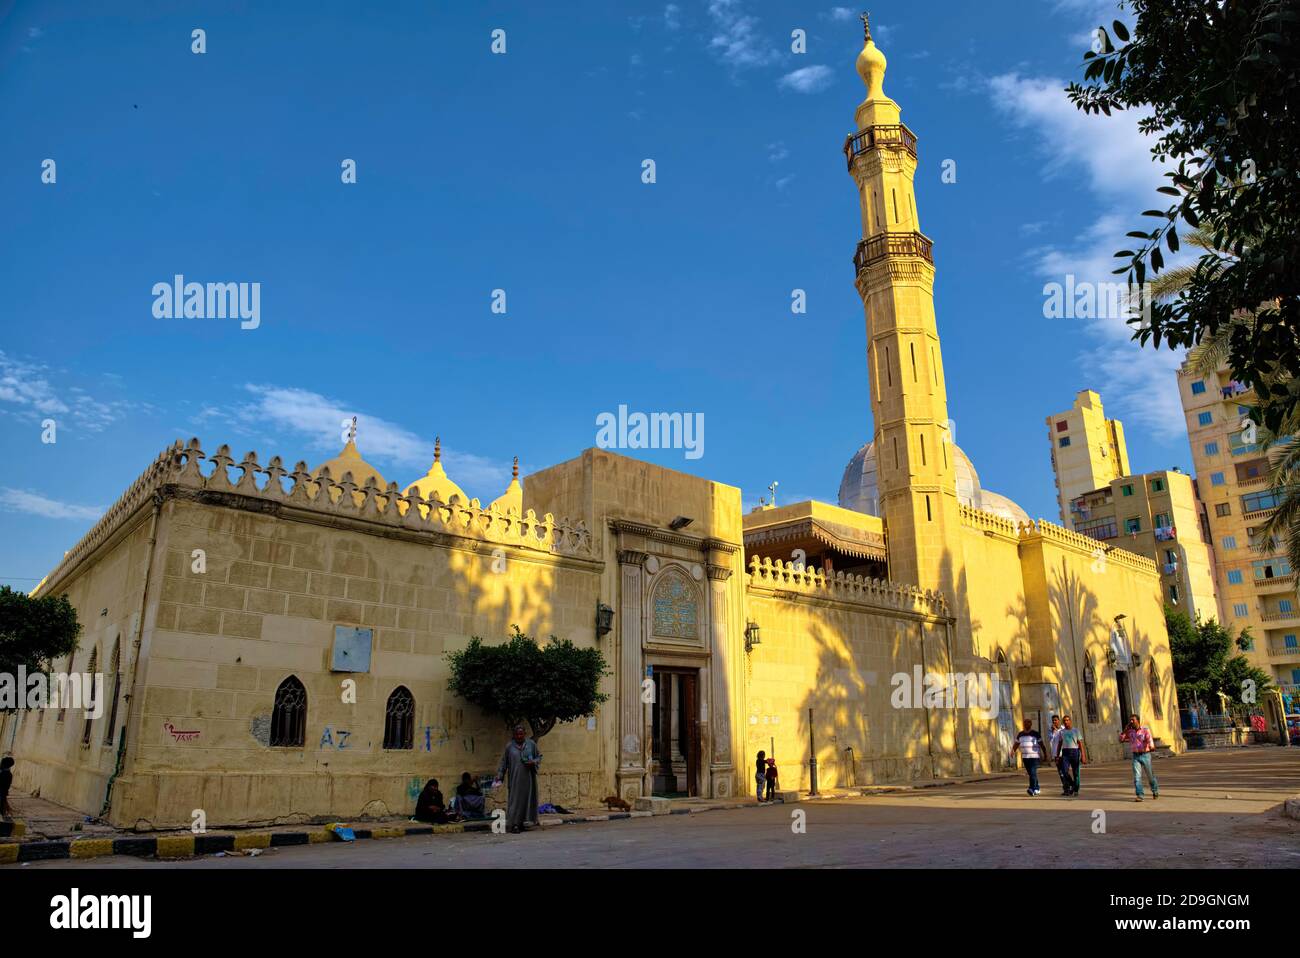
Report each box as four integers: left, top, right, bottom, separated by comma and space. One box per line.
764, 756, 779, 801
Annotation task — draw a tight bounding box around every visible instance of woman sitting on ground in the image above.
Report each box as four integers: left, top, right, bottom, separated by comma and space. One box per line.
415, 779, 449, 824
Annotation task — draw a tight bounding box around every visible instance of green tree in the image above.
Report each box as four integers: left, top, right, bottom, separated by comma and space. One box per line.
1067, 0, 1300, 435
0, 586, 82, 704
1166, 605, 1271, 705
446, 625, 609, 739
1155, 231, 1300, 582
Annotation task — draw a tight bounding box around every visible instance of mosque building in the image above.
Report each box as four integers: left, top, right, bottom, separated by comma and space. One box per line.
2, 21, 1182, 828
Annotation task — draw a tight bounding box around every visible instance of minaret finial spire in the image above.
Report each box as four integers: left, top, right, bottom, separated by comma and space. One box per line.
860, 11, 871, 41
512, 456, 519, 479
347, 416, 357, 443
434, 436, 441, 462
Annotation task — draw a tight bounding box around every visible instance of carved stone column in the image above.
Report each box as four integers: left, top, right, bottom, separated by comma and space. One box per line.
707, 563, 735, 797
617, 550, 647, 798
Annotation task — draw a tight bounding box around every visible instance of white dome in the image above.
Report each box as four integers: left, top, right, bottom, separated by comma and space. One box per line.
838, 440, 982, 515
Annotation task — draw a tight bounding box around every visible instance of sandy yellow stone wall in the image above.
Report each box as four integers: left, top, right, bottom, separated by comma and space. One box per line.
104, 495, 607, 829
1018, 522, 1183, 761
742, 558, 988, 790
0, 510, 156, 816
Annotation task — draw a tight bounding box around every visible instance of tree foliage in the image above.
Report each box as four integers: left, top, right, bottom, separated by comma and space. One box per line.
1166, 605, 1271, 705
0, 585, 82, 685
445, 625, 609, 739
1067, 0, 1300, 434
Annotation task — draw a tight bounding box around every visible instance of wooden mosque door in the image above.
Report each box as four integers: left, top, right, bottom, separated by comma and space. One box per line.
682, 671, 700, 797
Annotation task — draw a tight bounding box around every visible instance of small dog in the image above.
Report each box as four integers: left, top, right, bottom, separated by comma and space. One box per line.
602, 795, 631, 812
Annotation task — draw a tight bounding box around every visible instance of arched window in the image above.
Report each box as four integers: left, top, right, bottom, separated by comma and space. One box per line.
57, 654, 71, 722
270, 676, 307, 747
383, 686, 415, 750
103, 639, 122, 746
1083, 656, 1099, 725
81, 647, 98, 745
1148, 662, 1163, 720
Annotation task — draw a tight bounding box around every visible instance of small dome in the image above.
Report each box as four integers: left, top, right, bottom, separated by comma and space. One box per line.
314, 438, 386, 490
404, 437, 468, 505
490, 457, 523, 515
838, 439, 982, 516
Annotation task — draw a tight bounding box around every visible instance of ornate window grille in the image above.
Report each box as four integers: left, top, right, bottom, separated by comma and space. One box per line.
383, 686, 415, 750
270, 675, 307, 747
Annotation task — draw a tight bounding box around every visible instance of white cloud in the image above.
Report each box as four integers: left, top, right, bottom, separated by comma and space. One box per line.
0, 488, 103, 522
986, 71, 1186, 440
827, 7, 855, 21
664, 4, 681, 30
0, 351, 135, 433
779, 64, 834, 94
766, 141, 789, 162
706, 0, 779, 70
202, 384, 510, 494
0, 352, 68, 415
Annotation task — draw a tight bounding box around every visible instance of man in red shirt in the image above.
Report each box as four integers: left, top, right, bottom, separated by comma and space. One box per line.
1119, 714, 1160, 801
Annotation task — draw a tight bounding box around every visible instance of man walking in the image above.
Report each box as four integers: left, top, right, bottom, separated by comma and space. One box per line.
1010, 718, 1045, 796
1119, 713, 1159, 801
1047, 714, 1068, 795
1056, 715, 1087, 796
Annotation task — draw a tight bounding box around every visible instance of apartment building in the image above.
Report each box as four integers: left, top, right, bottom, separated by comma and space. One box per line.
1177, 360, 1298, 699
1068, 469, 1221, 625
1047, 390, 1131, 525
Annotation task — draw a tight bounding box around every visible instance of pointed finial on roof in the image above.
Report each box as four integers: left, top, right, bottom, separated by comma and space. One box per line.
860, 10, 871, 41
512, 456, 519, 479
434, 436, 441, 462
348, 415, 357, 443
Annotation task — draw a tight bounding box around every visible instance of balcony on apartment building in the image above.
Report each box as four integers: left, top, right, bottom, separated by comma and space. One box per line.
1268, 640, 1300, 660
1254, 571, 1296, 592
1261, 608, 1300, 624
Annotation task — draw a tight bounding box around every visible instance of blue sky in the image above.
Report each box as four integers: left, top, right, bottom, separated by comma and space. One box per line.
0, 0, 1190, 589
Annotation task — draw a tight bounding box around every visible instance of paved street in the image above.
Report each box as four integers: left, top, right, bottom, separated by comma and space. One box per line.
21, 748, 1300, 869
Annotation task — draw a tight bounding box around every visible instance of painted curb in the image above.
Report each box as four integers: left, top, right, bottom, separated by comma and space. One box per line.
2, 798, 775, 865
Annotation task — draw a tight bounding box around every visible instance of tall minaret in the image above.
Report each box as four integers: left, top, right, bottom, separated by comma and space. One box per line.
846, 14, 960, 597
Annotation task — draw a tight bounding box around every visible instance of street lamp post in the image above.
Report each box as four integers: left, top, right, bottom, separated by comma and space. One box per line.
807, 707, 818, 796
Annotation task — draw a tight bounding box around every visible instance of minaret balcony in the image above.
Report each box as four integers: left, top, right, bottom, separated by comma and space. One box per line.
854, 231, 934, 273
843, 124, 917, 169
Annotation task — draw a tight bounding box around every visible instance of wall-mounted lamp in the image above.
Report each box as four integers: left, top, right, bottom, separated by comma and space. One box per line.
1131, 652, 1143, 668
744, 620, 762, 653
1106, 647, 1118, 666
596, 603, 615, 637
